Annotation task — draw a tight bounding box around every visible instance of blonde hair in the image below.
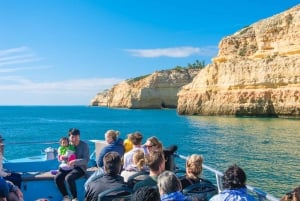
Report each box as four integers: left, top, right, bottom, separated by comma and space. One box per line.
146, 136, 163, 152
105, 130, 120, 141
133, 150, 145, 171
186, 154, 203, 179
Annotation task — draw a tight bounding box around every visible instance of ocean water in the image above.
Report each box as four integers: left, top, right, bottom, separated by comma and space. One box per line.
0, 106, 299, 198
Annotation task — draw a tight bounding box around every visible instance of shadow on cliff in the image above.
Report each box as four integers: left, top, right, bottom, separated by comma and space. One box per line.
235, 100, 279, 118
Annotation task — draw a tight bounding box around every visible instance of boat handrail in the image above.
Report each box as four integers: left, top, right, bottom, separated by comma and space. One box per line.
175, 154, 279, 201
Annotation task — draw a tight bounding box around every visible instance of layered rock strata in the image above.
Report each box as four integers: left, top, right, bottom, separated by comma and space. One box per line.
90, 69, 200, 108
177, 5, 300, 117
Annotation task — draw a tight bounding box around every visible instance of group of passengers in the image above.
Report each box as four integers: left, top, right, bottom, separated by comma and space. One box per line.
0, 129, 299, 201
51, 129, 300, 201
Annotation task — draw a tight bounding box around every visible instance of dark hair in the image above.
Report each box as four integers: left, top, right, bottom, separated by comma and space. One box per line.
222, 164, 246, 189
146, 151, 164, 172
103, 151, 121, 175
281, 186, 300, 201
69, 128, 80, 136
131, 186, 160, 201
59, 137, 69, 144
131, 132, 143, 145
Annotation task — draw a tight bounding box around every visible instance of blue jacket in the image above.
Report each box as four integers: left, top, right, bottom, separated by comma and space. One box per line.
97, 138, 124, 167
209, 188, 257, 201
161, 191, 189, 201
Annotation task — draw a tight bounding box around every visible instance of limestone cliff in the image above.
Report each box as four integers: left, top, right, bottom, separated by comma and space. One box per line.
90, 69, 200, 108
177, 5, 300, 117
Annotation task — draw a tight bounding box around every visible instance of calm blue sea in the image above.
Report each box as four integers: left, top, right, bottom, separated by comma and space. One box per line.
0, 106, 299, 198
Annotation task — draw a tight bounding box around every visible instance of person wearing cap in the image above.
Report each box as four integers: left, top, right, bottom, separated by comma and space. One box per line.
54, 128, 90, 201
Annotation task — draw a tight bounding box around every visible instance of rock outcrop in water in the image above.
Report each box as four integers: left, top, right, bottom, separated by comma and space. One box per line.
177, 5, 300, 117
90, 69, 200, 108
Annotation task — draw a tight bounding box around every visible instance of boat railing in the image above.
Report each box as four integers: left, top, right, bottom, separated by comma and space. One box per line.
175, 154, 279, 201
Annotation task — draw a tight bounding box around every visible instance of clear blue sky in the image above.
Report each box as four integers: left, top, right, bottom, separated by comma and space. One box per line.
0, 1, 298, 105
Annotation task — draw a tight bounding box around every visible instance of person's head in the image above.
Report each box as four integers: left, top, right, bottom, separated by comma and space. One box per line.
105, 129, 120, 144
103, 151, 122, 175
281, 186, 300, 201
68, 128, 80, 146
222, 164, 247, 189
133, 149, 145, 171
146, 151, 165, 174
59, 137, 69, 147
157, 170, 182, 196
124, 133, 134, 153
186, 154, 203, 179
131, 186, 160, 201
144, 136, 163, 153
130, 131, 143, 146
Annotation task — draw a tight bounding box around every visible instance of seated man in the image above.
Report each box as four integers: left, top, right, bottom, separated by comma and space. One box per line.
209, 164, 256, 201
157, 170, 189, 201
85, 151, 126, 201
123, 132, 143, 171
133, 151, 165, 191
54, 128, 90, 201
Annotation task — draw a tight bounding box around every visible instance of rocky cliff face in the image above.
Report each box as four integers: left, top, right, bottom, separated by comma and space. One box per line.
90, 69, 200, 108
177, 5, 300, 117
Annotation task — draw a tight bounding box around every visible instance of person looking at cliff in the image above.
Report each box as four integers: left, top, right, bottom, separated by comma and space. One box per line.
97, 129, 124, 168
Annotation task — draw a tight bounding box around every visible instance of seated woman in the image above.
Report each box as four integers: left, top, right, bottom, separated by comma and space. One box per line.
209, 164, 256, 201
121, 149, 148, 182
144, 136, 163, 155
179, 154, 203, 189
97, 130, 124, 168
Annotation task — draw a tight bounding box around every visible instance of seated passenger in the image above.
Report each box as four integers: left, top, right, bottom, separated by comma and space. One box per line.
121, 149, 147, 182
97, 130, 124, 168
157, 170, 191, 201
133, 151, 165, 191
280, 186, 300, 201
123, 132, 143, 170
209, 164, 257, 201
123, 133, 134, 153
85, 151, 126, 201
144, 136, 163, 155
179, 154, 203, 189
131, 186, 160, 201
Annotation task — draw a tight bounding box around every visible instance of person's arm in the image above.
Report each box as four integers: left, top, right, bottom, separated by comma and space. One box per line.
71, 141, 89, 167
7, 181, 23, 200
97, 147, 106, 167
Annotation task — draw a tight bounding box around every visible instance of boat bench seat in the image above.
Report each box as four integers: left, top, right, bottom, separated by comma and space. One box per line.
21, 167, 98, 182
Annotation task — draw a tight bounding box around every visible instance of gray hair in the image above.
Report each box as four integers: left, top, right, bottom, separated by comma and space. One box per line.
157, 170, 182, 195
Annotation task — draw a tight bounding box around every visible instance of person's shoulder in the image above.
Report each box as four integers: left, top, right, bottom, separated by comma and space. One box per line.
79, 140, 89, 147
209, 194, 220, 201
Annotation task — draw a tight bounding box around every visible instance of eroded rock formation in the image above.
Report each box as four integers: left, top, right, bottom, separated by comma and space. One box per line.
90, 69, 200, 108
177, 5, 300, 117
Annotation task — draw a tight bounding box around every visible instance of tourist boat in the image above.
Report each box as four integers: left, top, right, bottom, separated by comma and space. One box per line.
3, 140, 280, 201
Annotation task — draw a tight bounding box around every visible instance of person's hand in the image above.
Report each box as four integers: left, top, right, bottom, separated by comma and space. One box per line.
68, 160, 75, 167
15, 188, 23, 200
